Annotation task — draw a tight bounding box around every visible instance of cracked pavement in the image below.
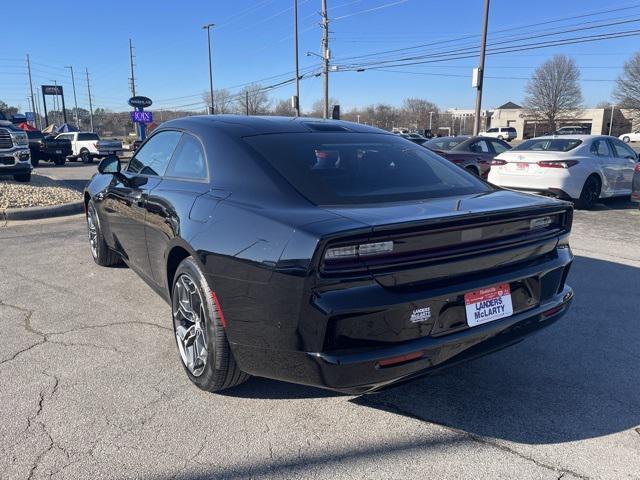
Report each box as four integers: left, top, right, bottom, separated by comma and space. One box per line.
0, 201, 639, 479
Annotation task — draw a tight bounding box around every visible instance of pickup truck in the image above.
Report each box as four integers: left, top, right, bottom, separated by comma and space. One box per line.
0, 121, 32, 182
26, 130, 72, 167
55, 131, 122, 164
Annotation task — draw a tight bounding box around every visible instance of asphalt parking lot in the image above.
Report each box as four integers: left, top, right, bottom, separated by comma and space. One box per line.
1, 176, 639, 479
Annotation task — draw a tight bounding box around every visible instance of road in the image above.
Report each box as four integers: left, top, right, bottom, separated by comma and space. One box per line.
1, 190, 639, 479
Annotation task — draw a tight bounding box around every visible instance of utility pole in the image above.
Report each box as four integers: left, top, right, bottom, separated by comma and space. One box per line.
473, 0, 490, 136
245, 90, 249, 115
26, 55, 39, 129
51, 80, 59, 124
321, 0, 329, 119
203, 24, 215, 114
293, 0, 300, 116
429, 111, 434, 131
65, 66, 79, 127
85, 68, 94, 133
129, 39, 137, 96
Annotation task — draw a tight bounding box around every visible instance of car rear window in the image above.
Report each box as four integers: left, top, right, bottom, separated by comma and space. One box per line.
424, 137, 467, 151
514, 138, 582, 152
244, 133, 490, 206
78, 133, 99, 141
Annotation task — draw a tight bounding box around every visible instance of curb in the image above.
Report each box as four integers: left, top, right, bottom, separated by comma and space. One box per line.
2, 201, 85, 221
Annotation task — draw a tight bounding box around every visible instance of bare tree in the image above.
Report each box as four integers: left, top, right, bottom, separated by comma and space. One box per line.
308, 98, 339, 118
613, 52, 640, 122
237, 84, 271, 115
202, 89, 235, 114
523, 54, 582, 131
271, 98, 295, 116
400, 98, 439, 129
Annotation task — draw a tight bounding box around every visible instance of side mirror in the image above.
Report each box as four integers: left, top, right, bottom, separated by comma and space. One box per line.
98, 155, 121, 174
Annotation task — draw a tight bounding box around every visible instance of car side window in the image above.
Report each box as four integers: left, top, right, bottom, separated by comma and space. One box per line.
590, 139, 610, 157
164, 133, 208, 180
127, 130, 182, 176
490, 140, 509, 154
469, 140, 490, 153
610, 139, 637, 159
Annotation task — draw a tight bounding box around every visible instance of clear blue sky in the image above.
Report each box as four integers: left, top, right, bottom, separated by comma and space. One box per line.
2, 0, 639, 114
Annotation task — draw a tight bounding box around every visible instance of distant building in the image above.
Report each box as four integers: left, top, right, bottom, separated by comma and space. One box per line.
490, 101, 633, 139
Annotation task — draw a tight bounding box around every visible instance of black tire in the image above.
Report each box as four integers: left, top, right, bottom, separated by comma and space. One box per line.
623, 136, 631, 143
80, 149, 92, 164
31, 157, 40, 168
53, 157, 66, 166
575, 175, 601, 210
497, 135, 504, 140
13, 172, 31, 182
172, 257, 250, 392
87, 199, 121, 266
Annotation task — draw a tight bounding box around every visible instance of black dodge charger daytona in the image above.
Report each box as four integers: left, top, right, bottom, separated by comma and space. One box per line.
85, 115, 574, 394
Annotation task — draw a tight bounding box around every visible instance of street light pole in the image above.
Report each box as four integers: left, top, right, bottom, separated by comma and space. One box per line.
65, 66, 79, 127
473, 0, 490, 136
203, 23, 215, 115
293, 0, 300, 116
608, 104, 615, 136
429, 111, 434, 131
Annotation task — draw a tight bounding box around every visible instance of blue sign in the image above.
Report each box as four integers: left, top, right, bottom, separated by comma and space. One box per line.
25, 112, 35, 121
130, 110, 153, 124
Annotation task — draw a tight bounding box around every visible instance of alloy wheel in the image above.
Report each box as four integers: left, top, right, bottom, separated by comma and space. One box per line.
173, 274, 208, 377
87, 208, 98, 259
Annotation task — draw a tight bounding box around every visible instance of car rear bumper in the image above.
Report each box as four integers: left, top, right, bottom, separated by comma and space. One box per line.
231, 247, 574, 394
488, 169, 583, 199
232, 287, 572, 394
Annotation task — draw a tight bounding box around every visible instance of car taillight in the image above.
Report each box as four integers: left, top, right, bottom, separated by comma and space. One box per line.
635, 163, 640, 173
490, 159, 507, 166
94, 142, 99, 149
450, 158, 464, 164
538, 160, 579, 168
324, 241, 393, 261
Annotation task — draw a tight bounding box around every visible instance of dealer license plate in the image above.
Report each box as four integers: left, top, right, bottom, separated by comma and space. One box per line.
55, 150, 62, 154
464, 283, 513, 327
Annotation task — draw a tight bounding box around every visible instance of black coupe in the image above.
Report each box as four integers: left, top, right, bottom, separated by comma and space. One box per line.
85, 116, 574, 394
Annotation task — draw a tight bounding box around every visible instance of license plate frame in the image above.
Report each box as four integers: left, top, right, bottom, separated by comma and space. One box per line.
464, 283, 513, 327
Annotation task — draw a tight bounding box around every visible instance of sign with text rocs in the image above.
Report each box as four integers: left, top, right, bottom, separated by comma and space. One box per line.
131, 111, 153, 124
128, 96, 153, 108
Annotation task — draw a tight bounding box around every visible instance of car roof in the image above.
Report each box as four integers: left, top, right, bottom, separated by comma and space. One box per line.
528, 134, 604, 141
158, 115, 389, 138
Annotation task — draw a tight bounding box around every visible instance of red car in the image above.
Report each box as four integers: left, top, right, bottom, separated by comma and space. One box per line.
424, 136, 512, 178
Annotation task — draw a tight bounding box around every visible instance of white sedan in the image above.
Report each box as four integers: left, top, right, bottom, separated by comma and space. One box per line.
619, 131, 640, 143
488, 135, 638, 209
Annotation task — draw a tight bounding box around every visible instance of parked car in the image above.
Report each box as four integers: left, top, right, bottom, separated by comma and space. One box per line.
488, 135, 637, 209
423, 135, 469, 152
400, 133, 427, 145
431, 136, 511, 178
85, 115, 574, 394
482, 127, 517, 142
0, 121, 31, 182
26, 130, 72, 167
550, 126, 590, 136
619, 131, 640, 143
56, 131, 122, 164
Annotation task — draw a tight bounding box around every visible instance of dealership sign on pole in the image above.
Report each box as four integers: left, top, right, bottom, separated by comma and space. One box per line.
130, 111, 153, 123
128, 96, 153, 140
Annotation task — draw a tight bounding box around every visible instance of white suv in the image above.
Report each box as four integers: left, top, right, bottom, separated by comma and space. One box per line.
483, 127, 517, 142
